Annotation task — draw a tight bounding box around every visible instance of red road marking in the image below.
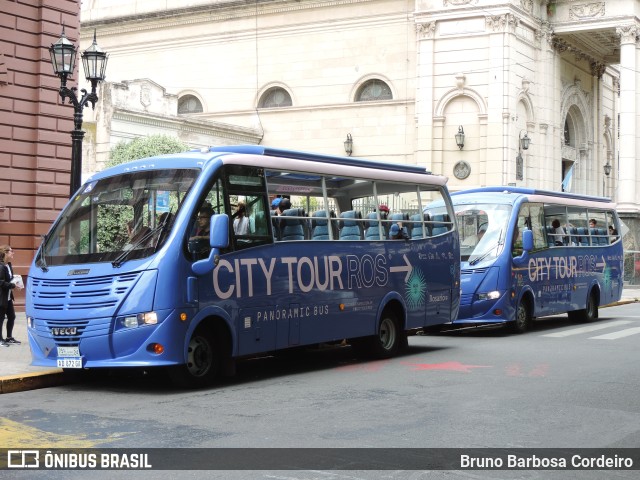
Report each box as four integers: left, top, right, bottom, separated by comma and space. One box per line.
336, 360, 390, 372
402, 361, 491, 373
506, 363, 549, 377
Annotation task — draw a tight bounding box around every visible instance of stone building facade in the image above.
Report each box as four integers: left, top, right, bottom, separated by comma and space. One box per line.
1, 0, 83, 308
80, 0, 639, 248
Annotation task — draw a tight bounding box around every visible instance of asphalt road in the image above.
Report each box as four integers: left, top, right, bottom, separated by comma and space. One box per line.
1, 302, 639, 480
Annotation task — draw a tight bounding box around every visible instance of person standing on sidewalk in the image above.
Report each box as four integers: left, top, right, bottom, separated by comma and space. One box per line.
0, 245, 22, 346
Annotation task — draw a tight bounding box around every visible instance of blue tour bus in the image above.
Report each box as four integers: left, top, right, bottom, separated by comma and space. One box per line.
426, 186, 623, 333
27, 146, 460, 387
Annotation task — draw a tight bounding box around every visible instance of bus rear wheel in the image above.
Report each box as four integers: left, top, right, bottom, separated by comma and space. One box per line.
568, 291, 598, 323
168, 328, 221, 388
358, 309, 404, 359
510, 298, 531, 334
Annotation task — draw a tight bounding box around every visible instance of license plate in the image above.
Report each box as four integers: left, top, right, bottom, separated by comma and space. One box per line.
57, 358, 83, 369
57, 346, 80, 357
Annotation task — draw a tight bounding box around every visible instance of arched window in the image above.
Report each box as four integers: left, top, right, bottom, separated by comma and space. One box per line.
258, 87, 292, 108
355, 79, 393, 102
178, 95, 203, 114
564, 119, 571, 145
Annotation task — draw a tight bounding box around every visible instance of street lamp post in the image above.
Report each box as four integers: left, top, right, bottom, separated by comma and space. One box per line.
49, 27, 108, 197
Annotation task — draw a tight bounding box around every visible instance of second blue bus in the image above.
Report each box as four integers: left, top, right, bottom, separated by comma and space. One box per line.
427, 186, 623, 332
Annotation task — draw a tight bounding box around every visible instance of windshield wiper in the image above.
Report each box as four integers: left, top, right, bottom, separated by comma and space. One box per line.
36, 234, 49, 272
152, 211, 174, 251
112, 213, 173, 268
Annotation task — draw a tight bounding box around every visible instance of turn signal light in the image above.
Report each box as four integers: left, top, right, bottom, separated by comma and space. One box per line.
149, 343, 164, 355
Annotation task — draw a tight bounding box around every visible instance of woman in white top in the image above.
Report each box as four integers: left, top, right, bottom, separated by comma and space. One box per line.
233, 201, 250, 235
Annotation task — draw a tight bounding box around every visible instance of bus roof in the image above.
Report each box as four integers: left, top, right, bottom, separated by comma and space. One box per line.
451, 186, 613, 205
89, 145, 443, 184
205, 145, 431, 175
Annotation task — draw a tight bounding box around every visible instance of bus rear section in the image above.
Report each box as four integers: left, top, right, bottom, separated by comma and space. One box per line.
27, 145, 460, 387
445, 187, 623, 333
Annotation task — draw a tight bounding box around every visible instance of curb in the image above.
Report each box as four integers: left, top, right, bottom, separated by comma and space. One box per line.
610, 299, 639, 306
0, 370, 69, 394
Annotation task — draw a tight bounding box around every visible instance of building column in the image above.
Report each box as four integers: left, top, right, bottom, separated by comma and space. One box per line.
415, 21, 436, 171
616, 25, 638, 213
538, 23, 555, 190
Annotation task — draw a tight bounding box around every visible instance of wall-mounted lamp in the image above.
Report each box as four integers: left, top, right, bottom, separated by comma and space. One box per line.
344, 133, 353, 156
519, 131, 530, 151
455, 126, 465, 150
604, 162, 612, 176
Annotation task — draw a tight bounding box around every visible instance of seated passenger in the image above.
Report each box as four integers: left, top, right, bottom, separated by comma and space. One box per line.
389, 223, 408, 240
551, 219, 567, 246
124, 220, 151, 250
188, 206, 212, 259
233, 201, 251, 236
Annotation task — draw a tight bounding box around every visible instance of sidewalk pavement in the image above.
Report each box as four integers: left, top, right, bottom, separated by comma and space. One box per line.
2, 287, 639, 394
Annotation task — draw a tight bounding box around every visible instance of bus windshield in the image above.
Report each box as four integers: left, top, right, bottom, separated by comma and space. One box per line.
37, 168, 199, 267
454, 203, 511, 264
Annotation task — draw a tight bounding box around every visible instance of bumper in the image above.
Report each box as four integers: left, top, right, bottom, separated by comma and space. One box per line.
28, 310, 187, 368
454, 290, 515, 324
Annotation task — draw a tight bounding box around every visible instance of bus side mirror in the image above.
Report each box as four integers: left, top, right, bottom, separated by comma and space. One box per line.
192, 214, 229, 276
513, 229, 533, 267
522, 229, 533, 251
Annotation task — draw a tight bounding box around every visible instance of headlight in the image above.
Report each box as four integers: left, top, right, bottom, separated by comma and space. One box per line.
141, 312, 158, 325
477, 291, 501, 301
118, 311, 158, 329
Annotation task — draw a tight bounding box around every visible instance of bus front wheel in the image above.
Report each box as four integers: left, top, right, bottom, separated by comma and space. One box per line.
510, 298, 531, 334
168, 327, 221, 388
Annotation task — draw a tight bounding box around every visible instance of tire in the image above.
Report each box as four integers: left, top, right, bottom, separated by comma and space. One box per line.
168, 327, 221, 388
568, 291, 598, 323
365, 309, 404, 359
510, 297, 531, 334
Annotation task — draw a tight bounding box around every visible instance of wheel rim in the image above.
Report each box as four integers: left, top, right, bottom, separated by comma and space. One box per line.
379, 317, 396, 351
186, 335, 213, 378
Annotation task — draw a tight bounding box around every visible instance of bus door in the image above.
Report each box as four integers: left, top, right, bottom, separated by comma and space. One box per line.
423, 216, 457, 326
514, 203, 556, 315
189, 167, 280, 357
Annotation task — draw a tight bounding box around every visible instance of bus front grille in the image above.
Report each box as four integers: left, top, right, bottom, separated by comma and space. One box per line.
30, 272, 140, 313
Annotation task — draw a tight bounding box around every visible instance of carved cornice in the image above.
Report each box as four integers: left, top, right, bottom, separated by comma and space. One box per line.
535, 22, 554, 48
486, 14, 519, 33
552, 35, 602, 69
112, 109, 262, 142
520, 0, 533, 15
569, 2, 605, 21
590, 61, 606, 79
616, 25, 639, 45
416, 21, 436, 40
